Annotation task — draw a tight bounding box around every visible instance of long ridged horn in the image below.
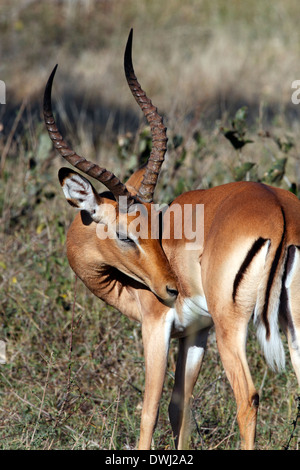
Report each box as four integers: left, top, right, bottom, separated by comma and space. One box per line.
124, 29, 167, 203
43, 65, 134, 205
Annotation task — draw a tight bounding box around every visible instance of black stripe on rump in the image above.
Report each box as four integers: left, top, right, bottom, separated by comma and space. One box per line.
262, 208, 286, 339
233, 237, 269, 302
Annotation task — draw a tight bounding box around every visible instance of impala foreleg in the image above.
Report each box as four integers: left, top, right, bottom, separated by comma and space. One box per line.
214, 318, 258, 450
169, 328, 210, 449
138, 313, 172, 450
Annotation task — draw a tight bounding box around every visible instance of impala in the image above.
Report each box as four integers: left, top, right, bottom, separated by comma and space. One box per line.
44, 30, 300, 450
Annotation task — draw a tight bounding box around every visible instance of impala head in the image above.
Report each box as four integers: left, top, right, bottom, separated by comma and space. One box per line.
43, 30, 178, 304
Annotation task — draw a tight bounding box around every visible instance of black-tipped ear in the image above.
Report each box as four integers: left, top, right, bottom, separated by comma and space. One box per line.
58, 167, 103, 218
58, 167, 77, 186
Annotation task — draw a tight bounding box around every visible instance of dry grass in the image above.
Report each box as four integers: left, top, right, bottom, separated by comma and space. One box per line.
0, 0, 300, 450
2, 0, 300, 112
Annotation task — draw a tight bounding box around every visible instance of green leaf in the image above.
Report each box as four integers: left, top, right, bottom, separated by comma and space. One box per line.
172, 134, 183, 149
262, 157, 287, 184
221, 107, 253, 150
275, 136, 294, 154
233, 162, 256, 181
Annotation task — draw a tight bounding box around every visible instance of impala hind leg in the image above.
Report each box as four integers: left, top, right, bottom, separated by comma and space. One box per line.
169, 328, 210, 449
214, 318, 258, 450
138, 314, 172, 450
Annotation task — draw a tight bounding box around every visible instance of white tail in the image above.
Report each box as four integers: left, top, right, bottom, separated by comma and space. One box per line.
253, 236, 286, 372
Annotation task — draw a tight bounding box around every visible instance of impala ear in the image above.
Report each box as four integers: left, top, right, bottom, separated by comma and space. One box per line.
125, 166, 147, 196
58, 168, 101, 221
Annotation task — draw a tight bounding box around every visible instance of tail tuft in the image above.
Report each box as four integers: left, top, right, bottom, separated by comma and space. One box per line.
255, 319, 285, 372
253, 235, 286, 372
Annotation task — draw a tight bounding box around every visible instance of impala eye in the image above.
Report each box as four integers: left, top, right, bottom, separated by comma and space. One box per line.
116, 232, 135, 245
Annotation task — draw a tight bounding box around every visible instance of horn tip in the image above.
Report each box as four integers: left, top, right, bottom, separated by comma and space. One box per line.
125, 29, 133, 66
44, 64, 58, 112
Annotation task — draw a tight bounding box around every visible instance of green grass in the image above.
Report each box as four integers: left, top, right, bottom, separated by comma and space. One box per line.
1, 0, 300, 451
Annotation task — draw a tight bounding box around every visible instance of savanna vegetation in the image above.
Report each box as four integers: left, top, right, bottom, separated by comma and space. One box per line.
0, 0, 300, 449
